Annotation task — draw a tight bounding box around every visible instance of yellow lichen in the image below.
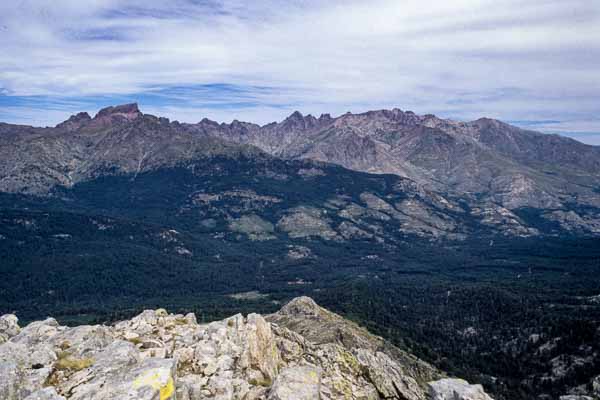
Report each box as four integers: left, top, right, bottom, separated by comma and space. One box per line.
308, 369, 319, 384
55, 355, 94, 371
248, 377, 273, 387
159, 377, 175, 400
127, 336, 143, 346
133, 370, 175, 400
332, 378, 353, 399
339, 349, 361, 374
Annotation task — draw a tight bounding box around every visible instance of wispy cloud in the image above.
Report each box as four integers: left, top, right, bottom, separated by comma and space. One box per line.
0, 0, 598, 144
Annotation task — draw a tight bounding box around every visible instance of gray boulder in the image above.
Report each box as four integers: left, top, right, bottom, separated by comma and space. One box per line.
0, 314, 20, 343
23, 388, 66, 400
268, 365, 322, 400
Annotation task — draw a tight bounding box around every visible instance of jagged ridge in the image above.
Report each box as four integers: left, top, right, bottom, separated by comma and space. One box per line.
0, 297, 494, 400
194, 108, 600, 210
0, 103, 598, 236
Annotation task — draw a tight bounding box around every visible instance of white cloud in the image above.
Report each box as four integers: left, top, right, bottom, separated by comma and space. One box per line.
0, 0, 598, 144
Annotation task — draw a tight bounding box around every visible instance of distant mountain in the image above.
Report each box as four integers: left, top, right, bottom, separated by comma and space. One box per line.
1, 103, 598, 236
0, 103, 258, 194
194, 108, 600, 215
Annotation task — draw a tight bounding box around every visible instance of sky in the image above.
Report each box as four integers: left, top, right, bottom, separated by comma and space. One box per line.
0, 0, 599, 145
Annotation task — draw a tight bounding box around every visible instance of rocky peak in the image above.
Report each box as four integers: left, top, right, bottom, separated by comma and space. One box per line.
281, 111, 311, 130
469, 117, 517, 134
287, 111, 304, 121
277, 296, 321, 317
64, 112, 91, 124
199, 117, 219, 127
55, 112, 92, 130
391, 109, 425, 125
0, 297, 496, 400
230, 119, 245, 128
94, 103, 141, 120
229, 119, 254, 135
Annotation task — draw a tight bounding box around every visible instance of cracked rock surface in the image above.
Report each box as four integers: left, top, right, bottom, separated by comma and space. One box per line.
0, 297, 496, 400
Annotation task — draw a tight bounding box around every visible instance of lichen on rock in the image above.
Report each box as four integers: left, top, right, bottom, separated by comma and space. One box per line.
0, 297, 496, 400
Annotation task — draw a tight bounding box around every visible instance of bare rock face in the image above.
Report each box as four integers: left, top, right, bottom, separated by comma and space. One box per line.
23, 387, 65, 400
0, 298, 495, 400
267, 365, 321, 400
276, 295, 321, 317
95, 103, 142, 120
0, 314, 20, 343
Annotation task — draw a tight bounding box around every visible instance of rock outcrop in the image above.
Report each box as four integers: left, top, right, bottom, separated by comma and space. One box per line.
0, 297, 495, 400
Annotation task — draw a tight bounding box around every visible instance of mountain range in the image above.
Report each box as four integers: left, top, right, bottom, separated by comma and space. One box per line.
1, 103, 599, 238
194, 107, 600, 233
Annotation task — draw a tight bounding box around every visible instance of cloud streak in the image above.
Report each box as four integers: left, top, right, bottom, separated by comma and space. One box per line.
0, 0, 599, 144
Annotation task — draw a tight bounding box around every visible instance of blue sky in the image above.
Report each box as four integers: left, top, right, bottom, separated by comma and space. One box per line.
1, 0, 599, 144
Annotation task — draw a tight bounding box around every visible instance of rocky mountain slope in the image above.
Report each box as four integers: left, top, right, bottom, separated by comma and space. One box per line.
0, 104, 598, 236
0, 296, 495, 400
193, 108, 600, 234
0, 104, 257, 195
196, 108, 600, 209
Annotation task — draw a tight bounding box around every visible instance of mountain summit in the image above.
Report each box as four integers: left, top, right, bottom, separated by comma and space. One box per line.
95, 103, 142, 119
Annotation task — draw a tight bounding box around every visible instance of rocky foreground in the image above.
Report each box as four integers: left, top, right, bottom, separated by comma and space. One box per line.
0, 297, 493, 400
